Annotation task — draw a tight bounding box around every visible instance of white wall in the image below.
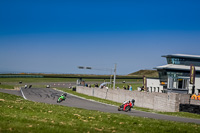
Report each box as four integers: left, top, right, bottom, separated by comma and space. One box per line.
181, 76, 200, 94
148, 76, 200, 94
194, 77, 200, 94
147, 78, 163, 93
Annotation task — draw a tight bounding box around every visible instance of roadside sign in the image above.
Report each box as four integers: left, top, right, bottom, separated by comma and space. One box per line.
143, 76, 147, 91
190, 64, 195, 84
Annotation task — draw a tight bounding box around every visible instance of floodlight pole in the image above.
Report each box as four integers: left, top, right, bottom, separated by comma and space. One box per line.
78, 64, 117, 89
113, 64, 117, 89
110, 69, 112, 88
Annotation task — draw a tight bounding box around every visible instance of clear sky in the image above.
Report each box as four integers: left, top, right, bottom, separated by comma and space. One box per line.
0, 0, 200, 75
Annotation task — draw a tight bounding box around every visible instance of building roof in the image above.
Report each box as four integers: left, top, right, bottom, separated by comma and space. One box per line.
162, 54, 200, 59
155, 64, 200, 71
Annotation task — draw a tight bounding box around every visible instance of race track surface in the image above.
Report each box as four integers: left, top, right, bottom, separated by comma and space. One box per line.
1, 88, 200, 124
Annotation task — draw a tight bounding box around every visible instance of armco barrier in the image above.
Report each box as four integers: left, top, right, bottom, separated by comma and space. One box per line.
76, 86, 192, 112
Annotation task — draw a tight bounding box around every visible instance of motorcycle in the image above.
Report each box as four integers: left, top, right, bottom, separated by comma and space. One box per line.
57, 93, 67, 103
118, 99, 135, 112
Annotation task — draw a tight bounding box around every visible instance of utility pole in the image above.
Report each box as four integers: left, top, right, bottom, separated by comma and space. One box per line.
113, 64, 117, 89
78, 64, 117, 89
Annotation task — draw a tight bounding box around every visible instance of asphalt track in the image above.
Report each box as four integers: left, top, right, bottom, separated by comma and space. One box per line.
0, 88, 200, 124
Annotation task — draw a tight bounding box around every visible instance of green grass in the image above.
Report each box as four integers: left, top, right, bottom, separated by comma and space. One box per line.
84, 78, 143, 82
0, 73, 145, 79
0, 77, 142, 90
0, 78, 142, 83
0, 92, 200, 133
58, 88, 200, 120
0, 84, 15, 89
87, 83, 142, 91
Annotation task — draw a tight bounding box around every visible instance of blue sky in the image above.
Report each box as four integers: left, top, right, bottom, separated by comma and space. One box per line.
0, 0, 200, 75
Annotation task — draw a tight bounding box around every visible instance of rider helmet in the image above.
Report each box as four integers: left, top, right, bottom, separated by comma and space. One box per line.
132, 99, 135, 103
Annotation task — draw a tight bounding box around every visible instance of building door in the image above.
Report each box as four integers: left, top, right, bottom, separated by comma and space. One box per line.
178, 79, 183, 88
178, 78, 189, 89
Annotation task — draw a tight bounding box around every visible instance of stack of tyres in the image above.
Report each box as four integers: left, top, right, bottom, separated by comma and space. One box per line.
180, 104, 200, 114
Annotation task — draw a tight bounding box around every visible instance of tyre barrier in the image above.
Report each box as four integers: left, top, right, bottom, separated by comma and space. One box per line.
179, 104, 200, 114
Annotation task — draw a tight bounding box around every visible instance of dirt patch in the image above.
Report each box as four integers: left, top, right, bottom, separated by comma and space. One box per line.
0, 99, 5, 102
13, 87, 20, 90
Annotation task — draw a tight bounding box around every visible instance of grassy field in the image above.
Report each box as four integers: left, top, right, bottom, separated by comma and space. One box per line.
114, 83, 143, 90
0, 84, 15, 89
0, 92, 200, 133
0, 78, 143, 90
88, 83, 142, 91
0, 78, 142, 83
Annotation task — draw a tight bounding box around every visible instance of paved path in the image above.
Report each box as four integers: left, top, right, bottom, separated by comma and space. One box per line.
0, 88, 200, 124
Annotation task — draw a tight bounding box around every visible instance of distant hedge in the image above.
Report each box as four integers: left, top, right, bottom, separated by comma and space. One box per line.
0, 74, 144, 79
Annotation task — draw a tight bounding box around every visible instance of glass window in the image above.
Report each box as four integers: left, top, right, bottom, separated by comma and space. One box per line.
166, 57, 200, 66
167, 58, 172, 64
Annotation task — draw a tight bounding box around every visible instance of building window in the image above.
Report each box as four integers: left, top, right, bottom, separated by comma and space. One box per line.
171, 58, 180, 65
167, 58, 172, 64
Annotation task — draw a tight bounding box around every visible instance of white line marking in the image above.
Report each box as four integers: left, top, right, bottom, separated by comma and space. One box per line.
20, 87, 27, 100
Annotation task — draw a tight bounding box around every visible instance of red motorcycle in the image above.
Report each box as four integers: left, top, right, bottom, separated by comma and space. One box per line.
118, 99, 135, 112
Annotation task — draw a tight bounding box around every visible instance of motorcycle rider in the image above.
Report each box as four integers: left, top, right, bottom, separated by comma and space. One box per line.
123, 99, 135, 105
58, 93, 67, 102
120, 100, 131, 110
131, 99, 135, 106
122, 99, 135, 110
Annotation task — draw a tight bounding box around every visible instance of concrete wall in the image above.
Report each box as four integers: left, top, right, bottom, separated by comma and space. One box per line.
76, 86, 191, 112
191, 99, 200, 105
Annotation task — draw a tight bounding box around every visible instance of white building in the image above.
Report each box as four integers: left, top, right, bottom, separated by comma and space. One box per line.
147, 78, 163, 93
148, 54, 200, 94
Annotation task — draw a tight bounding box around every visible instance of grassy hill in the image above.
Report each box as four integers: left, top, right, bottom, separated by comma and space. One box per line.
128, 70, 159, 78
